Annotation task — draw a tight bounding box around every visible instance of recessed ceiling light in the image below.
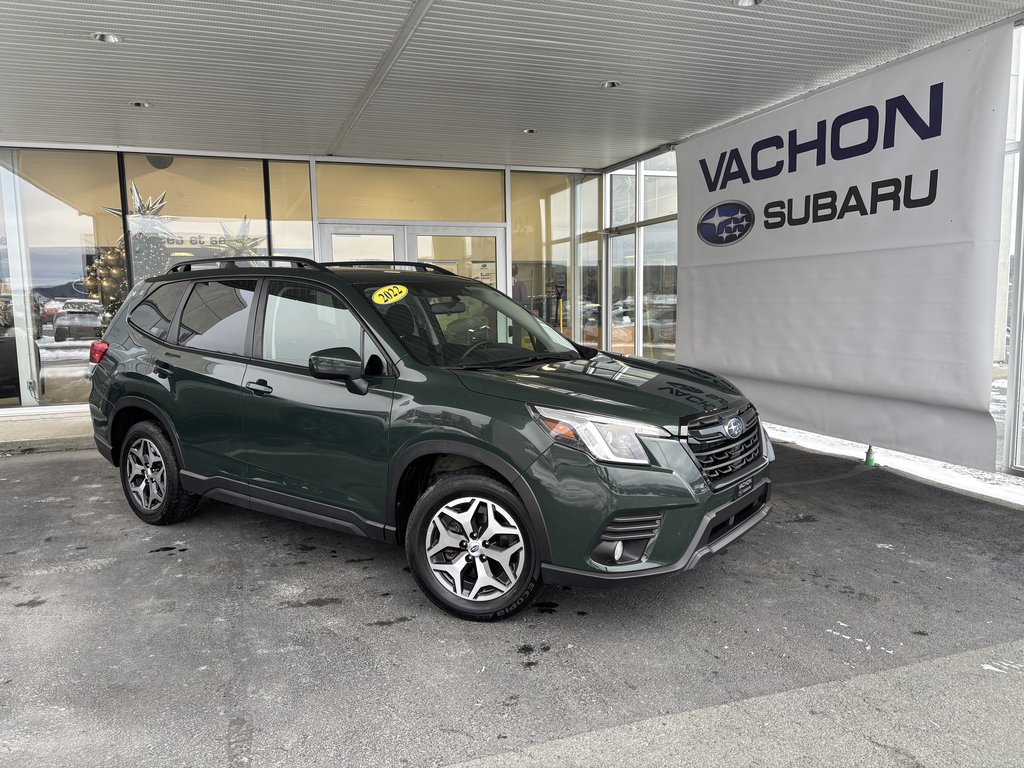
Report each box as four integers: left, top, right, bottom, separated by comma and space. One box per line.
600, 80, 621, 89
90, 32, 122, 43
733, 0, 764, 6
522, 128, 538, 135
129, 101, 151, 108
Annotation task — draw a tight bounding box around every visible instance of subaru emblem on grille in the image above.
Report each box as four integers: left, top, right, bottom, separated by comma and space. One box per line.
725, 417, 744, 439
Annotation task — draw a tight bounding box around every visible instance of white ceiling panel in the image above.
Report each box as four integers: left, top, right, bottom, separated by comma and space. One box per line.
0, 0, 1020, 168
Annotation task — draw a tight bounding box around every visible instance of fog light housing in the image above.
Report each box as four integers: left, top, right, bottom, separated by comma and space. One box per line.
613, 540, 624, 562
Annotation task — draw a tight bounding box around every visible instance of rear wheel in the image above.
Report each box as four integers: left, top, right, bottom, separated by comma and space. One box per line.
118, 421, 199, 525
406, 470, 540, 621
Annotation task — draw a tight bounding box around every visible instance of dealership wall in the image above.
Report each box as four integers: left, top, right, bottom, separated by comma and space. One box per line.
675, 25, 1013, 470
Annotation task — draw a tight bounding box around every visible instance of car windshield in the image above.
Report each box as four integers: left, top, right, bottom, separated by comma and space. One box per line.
355, 278, 580, 368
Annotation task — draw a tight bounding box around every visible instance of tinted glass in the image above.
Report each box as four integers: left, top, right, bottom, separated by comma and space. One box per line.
354, 277, 578, 368
177, 280, 256, 355
129, 281, 189, 340
262, 280, 361, 366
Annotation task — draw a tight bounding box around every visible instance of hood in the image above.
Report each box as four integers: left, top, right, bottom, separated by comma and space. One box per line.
454, 353, 748, 430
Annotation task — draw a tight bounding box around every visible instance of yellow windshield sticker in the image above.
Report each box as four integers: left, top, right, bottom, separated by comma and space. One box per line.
372, 284, 409, 305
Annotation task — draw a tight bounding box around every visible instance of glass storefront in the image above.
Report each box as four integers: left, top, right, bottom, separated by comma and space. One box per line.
605, 150, 679, 358
0, 150, 664, 415
0, 149, 121, 407
122, 154, 270, 280
640, 219, 678, 360
316, 164, 504, 222
511, 172, 572, 333
268, 161, 314, 260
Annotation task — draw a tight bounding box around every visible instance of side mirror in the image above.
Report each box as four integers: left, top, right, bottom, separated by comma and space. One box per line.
309, 347, 368, 395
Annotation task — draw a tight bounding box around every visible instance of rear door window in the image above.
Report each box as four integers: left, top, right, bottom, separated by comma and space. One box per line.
128, 281, 189, 341
177, 280, 257, 356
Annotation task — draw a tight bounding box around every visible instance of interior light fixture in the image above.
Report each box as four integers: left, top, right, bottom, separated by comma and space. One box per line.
90, 32, 122, 43
522, 128, 538, 135
129, 101, 151, 108
600, 80, 621, 89
733, 0, 764, 6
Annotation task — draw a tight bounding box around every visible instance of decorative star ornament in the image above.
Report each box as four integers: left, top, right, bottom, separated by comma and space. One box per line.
103, 183, 178, 240
215, 217, 268, 259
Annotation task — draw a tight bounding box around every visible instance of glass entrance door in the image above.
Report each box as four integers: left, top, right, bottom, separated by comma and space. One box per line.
319, 224, 406, 264
406, 226, 502, 289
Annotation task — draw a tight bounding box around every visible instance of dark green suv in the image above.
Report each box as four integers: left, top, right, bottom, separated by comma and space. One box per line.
89, 258, 773, 620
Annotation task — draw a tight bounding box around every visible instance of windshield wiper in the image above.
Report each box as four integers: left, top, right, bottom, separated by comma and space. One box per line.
453, 352, 577, 371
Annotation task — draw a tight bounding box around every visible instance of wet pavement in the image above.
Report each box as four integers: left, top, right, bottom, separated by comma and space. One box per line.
1, 445, 1022, 767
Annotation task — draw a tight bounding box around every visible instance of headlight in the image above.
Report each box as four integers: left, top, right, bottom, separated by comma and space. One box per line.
529, 405, 668, 465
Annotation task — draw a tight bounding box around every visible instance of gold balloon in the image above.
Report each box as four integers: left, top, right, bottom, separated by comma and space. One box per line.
84, 276, 98, 289
109, 267, 124, 279
101, 277, 116, 291
106, 251, 122, 265
89, 291, 100, 300
97, 266, 109, 278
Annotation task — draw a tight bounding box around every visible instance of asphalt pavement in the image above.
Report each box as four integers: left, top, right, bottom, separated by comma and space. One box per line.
1, 445, 1022, 767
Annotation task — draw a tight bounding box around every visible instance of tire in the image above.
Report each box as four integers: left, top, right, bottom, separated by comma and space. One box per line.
118, 421, 199, 525
405, 470, 541, 621
53, 328, 67, 342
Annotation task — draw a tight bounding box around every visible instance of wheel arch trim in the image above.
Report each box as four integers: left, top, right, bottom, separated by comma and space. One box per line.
387, 439, 551, 562
108, 396, 186, 469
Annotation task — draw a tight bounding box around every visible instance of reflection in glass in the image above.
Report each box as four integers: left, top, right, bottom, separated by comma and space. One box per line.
122, 154, 269, 280
642, 151, 678, 220
610, 233, 636, 355
641, 220, 678, 360
177, 280, 256, 356
0, 149, 121, 407
576, 175, 603, 348
610, 169, 636, 227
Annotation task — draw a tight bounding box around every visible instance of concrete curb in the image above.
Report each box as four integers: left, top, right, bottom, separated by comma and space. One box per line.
0, 435, 96, 458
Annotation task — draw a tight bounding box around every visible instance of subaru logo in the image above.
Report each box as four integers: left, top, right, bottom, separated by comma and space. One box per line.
725, 417, 744, 439
698, 201, 755, 246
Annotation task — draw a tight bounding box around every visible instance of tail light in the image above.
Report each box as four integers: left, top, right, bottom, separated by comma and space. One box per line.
89, 340, 109, 365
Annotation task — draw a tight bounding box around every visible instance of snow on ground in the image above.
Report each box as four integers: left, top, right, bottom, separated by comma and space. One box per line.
765, 422, 1024, 508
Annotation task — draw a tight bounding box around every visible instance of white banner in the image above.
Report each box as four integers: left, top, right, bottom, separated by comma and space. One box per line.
676, 26, 1012, 470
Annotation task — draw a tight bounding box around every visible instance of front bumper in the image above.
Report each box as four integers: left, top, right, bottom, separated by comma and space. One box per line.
541, 477, 772, 587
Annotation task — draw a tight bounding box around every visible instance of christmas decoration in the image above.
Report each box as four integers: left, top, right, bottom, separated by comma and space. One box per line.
215, 217, 268, 260
84, 245, 129, 315
103, 183, 176, 281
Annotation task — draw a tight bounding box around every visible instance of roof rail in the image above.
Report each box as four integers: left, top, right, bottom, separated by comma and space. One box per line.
324, 260, 457, 276
167, 257, 326, 273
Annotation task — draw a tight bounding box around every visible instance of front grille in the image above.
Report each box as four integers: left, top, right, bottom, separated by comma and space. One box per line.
686, 404, 764, 488
599, 512, 662, 542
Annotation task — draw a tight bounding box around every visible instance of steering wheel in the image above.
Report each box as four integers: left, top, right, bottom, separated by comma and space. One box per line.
457, 339, 497, 361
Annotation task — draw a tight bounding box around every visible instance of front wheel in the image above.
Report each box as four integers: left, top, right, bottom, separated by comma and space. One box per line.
119, 421, 199, 525
405, 471, 540, 621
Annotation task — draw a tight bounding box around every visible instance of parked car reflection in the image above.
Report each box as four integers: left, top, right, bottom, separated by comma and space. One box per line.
52, 299, 107, 342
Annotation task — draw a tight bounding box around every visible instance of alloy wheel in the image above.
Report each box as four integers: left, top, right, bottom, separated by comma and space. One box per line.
424, 496, 526, 602
125, 437, 166, 511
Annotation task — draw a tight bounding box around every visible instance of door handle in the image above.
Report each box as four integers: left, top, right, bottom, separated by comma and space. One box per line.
245, 379, 273, 396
